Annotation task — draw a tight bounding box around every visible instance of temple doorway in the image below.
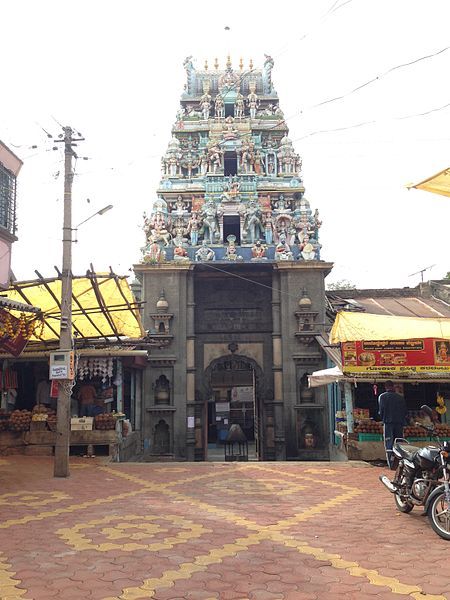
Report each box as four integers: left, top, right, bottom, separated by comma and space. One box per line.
222, 215, 241, 245
203, 354, 262, 462
224, 152, 238, 176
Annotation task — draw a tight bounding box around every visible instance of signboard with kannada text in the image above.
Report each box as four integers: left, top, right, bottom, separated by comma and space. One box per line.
341, 338, 450, 374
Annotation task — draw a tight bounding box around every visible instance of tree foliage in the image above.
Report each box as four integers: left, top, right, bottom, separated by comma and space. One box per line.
327, 279, 357, 291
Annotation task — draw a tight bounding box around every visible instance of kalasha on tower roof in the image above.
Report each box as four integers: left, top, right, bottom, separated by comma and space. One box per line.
140, 56, 323, 265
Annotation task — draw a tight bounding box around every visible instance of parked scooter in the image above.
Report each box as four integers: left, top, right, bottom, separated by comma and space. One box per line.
379, 405, 450, 540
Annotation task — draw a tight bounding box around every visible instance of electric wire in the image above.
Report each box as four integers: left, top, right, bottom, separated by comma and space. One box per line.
306, 45, 450, 112
193, 259, 313, 304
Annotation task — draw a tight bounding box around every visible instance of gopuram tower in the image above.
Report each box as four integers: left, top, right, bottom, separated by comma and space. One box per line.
134, 56, 333, 461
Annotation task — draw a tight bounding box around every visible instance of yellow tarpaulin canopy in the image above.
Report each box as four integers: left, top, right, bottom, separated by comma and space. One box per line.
330, 311, 450, 344
5, 273, 144, 344
407, 167, 450, 198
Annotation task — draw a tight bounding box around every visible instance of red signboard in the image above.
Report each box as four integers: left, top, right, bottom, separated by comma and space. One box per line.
341, 338, 450, 374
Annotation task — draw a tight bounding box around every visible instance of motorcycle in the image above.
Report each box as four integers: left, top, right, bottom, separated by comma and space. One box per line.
379, 405, 450, 540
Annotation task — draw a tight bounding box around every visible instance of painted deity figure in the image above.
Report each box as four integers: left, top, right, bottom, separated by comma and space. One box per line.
254, 150, 264, 175
172, 222, 187, 248
225, 235, 242, 261
235, 92, 245, 118
240, 141, 255, 173
200, 199, 219, 244
207, 144, 223, 174
172, 196, 186, 216
148, 211, 172, 246
199, 151, 208, 175
223, 116, 237, 140
298, 234, 316, 261
187, 212, 200, 246
173, 241, 189, 262
142, 239, 166, 264
244, 200, 264, 244
313, 208, 322, 238
222, 177, 240, 203
247, 84, 259, 119
195, 240, 215, 262
181, 152, 199, 179
251, 240, 267, 260
274, 194, 290, 213
168, 155, 179, 177
200, 91, 212, 120
215, 93, 225, 119
263, 211, 274, 245
275, 233, 293, 261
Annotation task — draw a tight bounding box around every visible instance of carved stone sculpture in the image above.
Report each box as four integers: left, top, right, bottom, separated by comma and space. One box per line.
195, 240, 215, 262
244, 199, 264, 244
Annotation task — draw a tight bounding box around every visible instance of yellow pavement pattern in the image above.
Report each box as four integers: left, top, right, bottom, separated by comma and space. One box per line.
0, 460, 447, 600
57, 514, 209, 553
99, 464, 446, 600
0, 553, 26, 599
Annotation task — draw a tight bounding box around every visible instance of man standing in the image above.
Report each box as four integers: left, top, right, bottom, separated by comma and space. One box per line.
378, 381, 407, 468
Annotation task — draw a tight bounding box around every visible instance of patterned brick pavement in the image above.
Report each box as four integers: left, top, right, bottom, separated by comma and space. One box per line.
0, 456, 449, 600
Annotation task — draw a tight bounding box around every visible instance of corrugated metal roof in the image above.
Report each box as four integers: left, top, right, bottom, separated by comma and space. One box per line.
346, 296, 450, 318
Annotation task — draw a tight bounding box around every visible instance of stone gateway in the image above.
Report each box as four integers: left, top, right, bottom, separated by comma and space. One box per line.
134, 56, 333, 461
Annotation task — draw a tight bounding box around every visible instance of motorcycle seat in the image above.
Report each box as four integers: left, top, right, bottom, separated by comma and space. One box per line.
395, 443, 419, 460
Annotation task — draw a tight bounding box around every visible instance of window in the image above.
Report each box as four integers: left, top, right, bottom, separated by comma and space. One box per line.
224, 152, 237, 176
0, 165, 16, 235
223, 215, 241, 244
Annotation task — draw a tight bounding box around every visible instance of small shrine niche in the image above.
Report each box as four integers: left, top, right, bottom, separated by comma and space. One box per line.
153, 419, 171, 454
154, 375, 171, 405
295, 288, 318, 344
299, 372, 314, 404
296, 407, 324, 451
152, 290, 172, 334
299, 419, 319, 449
147, 290, 174, 348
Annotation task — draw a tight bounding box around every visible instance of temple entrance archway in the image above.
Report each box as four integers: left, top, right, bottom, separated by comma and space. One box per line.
203, 354, 264, 462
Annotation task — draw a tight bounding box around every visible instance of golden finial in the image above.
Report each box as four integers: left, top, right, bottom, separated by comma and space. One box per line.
214, 58, 219, 70
249, 58, 254, 70
204, 59, 208, 71
226, 55, 232, 69
239, 57, 243, 70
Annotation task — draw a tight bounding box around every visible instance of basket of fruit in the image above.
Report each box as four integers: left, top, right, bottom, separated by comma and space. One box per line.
354, 420, 383, 441
94, 413, 116, 430
9, 410, 32, 432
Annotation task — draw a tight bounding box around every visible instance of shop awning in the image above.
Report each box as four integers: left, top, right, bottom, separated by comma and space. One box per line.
330, 311, 450, 344
2, 271, 144, 348
407, 167, 450, 198
308, 366, 344, 388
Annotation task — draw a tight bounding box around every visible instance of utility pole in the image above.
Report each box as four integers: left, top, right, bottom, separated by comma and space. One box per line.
54, 126, 84, 478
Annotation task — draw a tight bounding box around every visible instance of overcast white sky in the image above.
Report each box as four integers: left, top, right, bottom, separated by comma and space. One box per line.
2, 0, 449, 288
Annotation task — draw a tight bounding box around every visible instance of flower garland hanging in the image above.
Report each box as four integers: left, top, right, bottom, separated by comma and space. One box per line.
0, 312, 45, 341
436, 394, 447, 415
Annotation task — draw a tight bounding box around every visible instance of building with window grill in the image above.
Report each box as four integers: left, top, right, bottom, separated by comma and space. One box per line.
0, 140, 22, 288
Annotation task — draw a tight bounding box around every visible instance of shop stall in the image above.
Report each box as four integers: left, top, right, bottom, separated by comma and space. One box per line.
311, 311, 450, 461
0, 272, 146, 460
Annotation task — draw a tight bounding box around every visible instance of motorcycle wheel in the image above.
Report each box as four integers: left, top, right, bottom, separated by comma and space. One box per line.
428, 491, 450, 540
394, 492, 414, 513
